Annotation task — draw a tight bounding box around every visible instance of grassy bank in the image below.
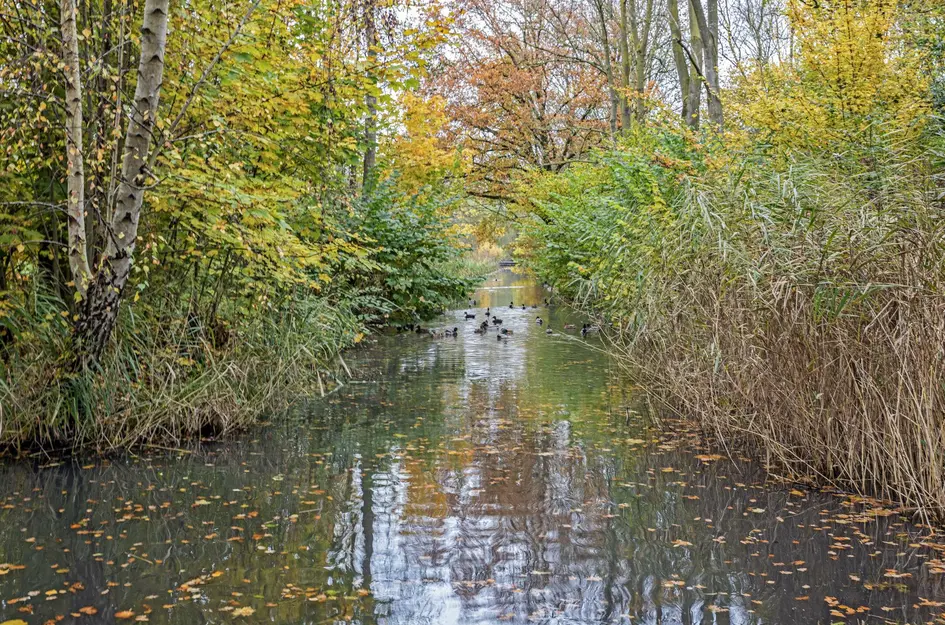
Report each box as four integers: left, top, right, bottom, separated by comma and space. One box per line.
0, 292, 363, 452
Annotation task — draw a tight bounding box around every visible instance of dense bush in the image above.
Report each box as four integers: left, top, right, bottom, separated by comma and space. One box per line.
333, 181, 483, 324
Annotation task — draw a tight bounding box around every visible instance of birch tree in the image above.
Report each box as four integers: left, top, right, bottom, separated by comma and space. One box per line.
64, 0, 171, 368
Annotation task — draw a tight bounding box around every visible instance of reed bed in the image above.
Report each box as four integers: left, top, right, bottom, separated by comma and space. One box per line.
526, 125, 945, 520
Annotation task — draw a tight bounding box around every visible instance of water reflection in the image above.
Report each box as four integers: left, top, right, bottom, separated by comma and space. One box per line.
0, 270, 944, 624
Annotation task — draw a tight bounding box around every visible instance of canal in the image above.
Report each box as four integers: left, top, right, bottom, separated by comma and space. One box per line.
0, 271, 944, 624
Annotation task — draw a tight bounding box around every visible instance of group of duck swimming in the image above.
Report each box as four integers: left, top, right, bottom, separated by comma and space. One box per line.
451, 300, 600, 340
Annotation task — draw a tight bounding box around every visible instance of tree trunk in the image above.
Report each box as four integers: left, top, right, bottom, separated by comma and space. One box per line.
362, 0, 378, 191
628, 0, 654, 123
686, 0, 703, 129
706, 0, 722, 127
60, 0, 92, 297
690, 0, 722, 128
591, 0, 618, 139
667, 0, 690, 124
73, 0, 170, 370
618, 0, 631, 131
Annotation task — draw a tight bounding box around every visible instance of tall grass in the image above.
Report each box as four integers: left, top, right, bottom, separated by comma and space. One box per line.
0, 292, 362, 452
520, 123, 945, 520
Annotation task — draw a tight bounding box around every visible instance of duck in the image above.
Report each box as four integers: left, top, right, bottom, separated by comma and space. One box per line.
531, 304, 538, 309
474, 325, 488, 335
500, 328, 513, 335
536, 317, 543, 325
492, 316, 503, 325
563, 323, 576, 330
509, 301, 514, 309
415, 325, 424, 334
545, 328, 553, 334
581, 323, 599, 337
464, 312, 476, 320
497, 333, 507, 341
444, 327, 459, 337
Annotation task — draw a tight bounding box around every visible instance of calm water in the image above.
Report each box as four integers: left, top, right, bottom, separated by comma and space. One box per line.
2, 270, 945, 624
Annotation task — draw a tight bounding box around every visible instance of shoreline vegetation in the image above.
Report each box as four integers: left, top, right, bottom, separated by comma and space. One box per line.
513, 11, 945, 520
1, 255, 489, 453
0, 0, 483, 452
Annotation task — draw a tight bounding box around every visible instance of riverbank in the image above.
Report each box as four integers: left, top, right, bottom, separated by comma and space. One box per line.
515, 119, 945, 522
0, 296, 362, 453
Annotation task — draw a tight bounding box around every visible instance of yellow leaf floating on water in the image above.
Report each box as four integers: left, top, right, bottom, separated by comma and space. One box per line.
115, 610, 135, 619
232, 607, 255, 616
1, 620, 29, 625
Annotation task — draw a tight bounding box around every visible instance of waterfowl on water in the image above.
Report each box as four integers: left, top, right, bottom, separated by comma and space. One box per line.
446, 327, 459, 337
546, 329, 553, 334
464, 312, 476, 320
536, 317, 543, 325
521, 305, 526, 310
492, 316, 503, 325
509, 301, 514, 308
497, 333, 507, 341
563, 323, 576, 330
501, 328, 513, 335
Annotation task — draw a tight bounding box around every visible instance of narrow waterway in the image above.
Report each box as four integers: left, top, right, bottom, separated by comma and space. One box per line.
2, 271, 945, 624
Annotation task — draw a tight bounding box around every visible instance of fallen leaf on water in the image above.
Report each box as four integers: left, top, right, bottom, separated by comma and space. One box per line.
232, 607, 255, 617
115, 610, 135, 619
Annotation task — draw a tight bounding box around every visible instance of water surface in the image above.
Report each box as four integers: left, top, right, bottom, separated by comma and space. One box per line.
2, 270, 945, 624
